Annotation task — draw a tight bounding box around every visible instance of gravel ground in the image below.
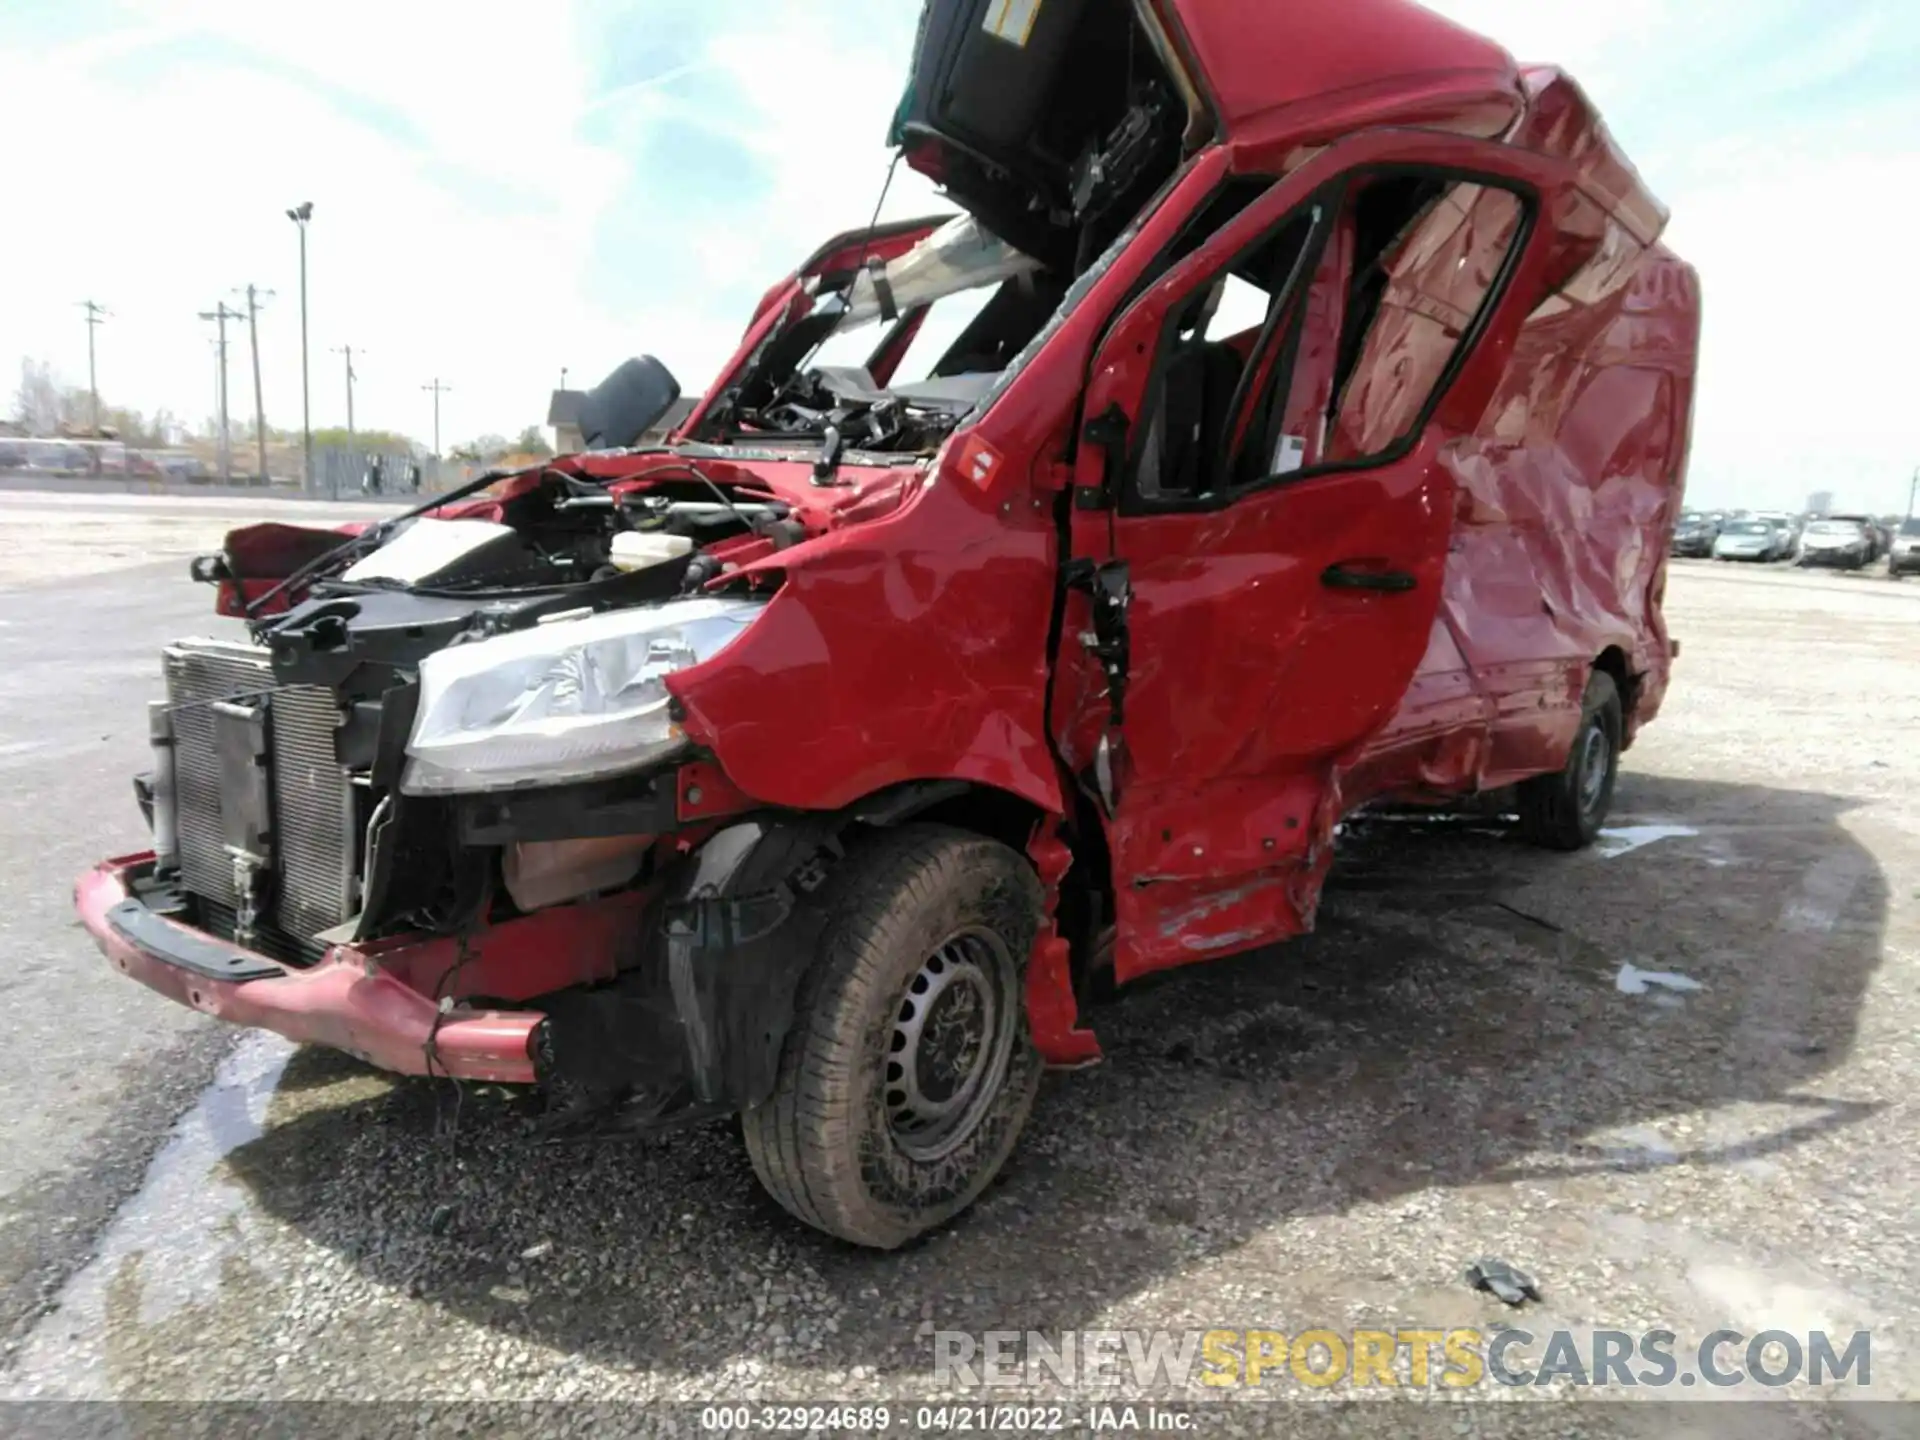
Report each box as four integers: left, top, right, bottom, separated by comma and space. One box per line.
0, 534, 1915, 1433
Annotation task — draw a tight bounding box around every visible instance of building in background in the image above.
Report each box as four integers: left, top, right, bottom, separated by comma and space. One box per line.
1806, 490, 1834, 517
547, 389, 586, 455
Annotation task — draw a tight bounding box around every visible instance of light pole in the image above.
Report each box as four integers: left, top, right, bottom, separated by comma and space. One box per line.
285, 202, 313, 491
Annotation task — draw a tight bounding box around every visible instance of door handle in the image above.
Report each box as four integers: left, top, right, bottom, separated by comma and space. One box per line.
1321, 562, 1417, 593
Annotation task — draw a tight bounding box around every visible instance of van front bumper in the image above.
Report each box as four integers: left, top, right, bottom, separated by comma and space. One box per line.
74, 854, 546, 1083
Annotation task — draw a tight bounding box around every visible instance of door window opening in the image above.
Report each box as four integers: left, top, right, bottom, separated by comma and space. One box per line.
1131, 171, 1529, 509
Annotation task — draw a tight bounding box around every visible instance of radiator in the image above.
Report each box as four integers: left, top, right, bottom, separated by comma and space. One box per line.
162, 640, 358, 952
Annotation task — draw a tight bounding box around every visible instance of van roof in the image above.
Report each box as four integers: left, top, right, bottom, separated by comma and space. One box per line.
1169, 0, 1521, 143
1169, 0, 1667, 245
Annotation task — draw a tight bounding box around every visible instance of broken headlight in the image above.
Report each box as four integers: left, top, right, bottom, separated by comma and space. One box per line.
402, 597, 763, 795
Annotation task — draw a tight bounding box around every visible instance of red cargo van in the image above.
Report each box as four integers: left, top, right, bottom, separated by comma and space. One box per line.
78, 0, 1698, 1246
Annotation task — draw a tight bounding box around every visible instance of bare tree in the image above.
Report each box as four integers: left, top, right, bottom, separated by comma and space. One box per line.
12, 360, 62, 435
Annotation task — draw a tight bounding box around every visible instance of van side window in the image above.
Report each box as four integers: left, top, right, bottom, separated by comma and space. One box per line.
1134, 212, 1313, 503
1322, 180, 1525, 461
1133, 173, 1528, 506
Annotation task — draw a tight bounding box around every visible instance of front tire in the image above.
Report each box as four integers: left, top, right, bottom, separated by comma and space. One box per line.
741, 825, 1043, 1248
1517, 671, 1622, 851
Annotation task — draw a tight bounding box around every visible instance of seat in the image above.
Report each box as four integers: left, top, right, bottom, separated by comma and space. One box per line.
1145, 340, 1244, 499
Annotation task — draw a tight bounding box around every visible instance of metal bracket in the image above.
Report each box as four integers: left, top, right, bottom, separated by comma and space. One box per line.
1077, 403, 1131, 510
1063, 557, 1133, 729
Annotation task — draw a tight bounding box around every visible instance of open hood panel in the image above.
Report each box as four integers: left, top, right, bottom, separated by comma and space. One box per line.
893, 0, 1189, 271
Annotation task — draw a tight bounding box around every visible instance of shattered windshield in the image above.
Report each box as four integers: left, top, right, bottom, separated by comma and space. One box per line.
697, 215, 1066, 459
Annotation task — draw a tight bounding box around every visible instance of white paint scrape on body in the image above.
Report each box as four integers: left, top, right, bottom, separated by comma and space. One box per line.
1616, 962, 1705, 997
1595, 823, 1699, 859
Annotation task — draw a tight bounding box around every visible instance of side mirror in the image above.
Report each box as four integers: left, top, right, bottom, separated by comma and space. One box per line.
578, 356, 682, 451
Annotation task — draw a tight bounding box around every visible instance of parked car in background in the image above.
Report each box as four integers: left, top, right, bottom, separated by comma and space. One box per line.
1672, 510, 1719, 557
1755, 510, 1802, 557
1825, 514, 1889, 564
1713, 519, 1789, 563
1798, 518, 1876, 570
1890, 518, 1920, 578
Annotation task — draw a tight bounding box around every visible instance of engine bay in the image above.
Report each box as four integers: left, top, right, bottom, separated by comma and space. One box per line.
253, 466, 797, 692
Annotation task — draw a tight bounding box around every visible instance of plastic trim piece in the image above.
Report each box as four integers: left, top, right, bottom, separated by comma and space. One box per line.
104, 897, 288, 983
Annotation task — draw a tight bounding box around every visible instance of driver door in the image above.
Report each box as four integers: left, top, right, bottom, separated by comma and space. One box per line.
1055, 132, 1557, 980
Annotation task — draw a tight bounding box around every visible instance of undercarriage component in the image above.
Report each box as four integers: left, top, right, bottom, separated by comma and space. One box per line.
533, 819, 841, 1126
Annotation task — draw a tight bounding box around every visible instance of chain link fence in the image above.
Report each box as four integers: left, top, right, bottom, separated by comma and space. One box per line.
306, 445, 463, 501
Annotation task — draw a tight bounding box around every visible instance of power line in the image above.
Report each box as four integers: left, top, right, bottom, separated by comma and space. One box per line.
235, 284, 275, 482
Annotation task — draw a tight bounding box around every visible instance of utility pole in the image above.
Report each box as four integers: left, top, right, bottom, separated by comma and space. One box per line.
332, 345, 359, 457
559, 366, 568, 391
1909, 466, 1918, 521
78, 300, 109, 435
198, 302, 243, 482
422, 378, 450, 463
235, 284, 274, 483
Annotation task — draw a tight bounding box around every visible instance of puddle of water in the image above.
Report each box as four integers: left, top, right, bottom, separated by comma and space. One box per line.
1595, 823, 1700, 860
1780, 852, 1869, 935
3, 1033, 293, 1398
1584, 1123, 1682, 1167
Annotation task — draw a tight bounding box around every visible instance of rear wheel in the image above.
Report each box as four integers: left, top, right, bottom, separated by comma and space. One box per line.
1517, 671, 1622, 851
741, 825, 1042, 1249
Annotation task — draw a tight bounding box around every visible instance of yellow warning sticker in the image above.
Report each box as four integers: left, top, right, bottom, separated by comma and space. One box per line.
983, 0, 1042, 49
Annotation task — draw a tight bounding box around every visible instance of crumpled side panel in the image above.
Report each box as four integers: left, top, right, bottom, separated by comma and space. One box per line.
669, 460, 1064, 819
1331, 184, 1526, 460
1400, 245, 1699, 787
1514, 68, 1668, 247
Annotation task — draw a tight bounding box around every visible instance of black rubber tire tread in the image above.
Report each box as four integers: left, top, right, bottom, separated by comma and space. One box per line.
740, 823, 1043, 1249
1516, 670, 1622, 852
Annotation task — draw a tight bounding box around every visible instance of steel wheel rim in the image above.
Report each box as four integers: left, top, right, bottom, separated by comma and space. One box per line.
884, 927, 1017, 1162
1577, 718, 1612, 815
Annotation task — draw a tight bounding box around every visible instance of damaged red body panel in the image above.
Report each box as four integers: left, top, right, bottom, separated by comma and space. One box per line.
76, 0, 1696, 1187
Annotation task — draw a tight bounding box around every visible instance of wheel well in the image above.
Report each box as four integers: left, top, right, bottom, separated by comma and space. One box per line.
848, 780, 1112, 994
908, 784, 1047, 856
1595, 645, 1632, 707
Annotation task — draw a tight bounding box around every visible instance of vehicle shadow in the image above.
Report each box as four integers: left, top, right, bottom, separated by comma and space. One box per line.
224, 772, 1886, 1381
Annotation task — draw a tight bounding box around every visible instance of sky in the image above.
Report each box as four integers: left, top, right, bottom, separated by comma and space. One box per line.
1, 0, 1916, 511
